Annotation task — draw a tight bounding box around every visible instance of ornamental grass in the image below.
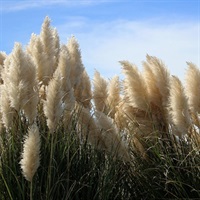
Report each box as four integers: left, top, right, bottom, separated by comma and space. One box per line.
0, 16, 199, 199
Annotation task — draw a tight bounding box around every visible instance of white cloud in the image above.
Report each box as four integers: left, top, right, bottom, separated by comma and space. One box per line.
57, 18, 199, 80
1, 0, 104, 12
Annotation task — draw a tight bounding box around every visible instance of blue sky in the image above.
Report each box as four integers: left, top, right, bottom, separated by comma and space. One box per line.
0, 0, 199, 79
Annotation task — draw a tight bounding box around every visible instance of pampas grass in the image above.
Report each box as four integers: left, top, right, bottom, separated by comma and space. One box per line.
26, 34, 49, 86
54, 45, 71, 93
43, 74, 64, 132
0, 52, 6, 83
93, 70, 109, 113
52, 28, 60, 62
143, 60, 163, 109
185, 62, 200, 127
55, 45, 75, 112
0, 16, 200, 199
74, 69, 92, 109
2, 43, 38, 123
3, 43, 28, 111
107, 75, 121, 118
67, 36, 84, 88
121, 60, 149, 111
39, 16, 58, 85
0, 51, 6, 65
144, 55, 170, 125
0, 85, 14, 129
20, 124, 41, 200
20, 124, 41, 182
145, 55, 170, 107
169, 76, 191, 136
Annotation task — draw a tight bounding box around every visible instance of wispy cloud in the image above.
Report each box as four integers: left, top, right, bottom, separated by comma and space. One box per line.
1, 0, 105, 12
1, 1, 199, 80
57, 18, 199, 79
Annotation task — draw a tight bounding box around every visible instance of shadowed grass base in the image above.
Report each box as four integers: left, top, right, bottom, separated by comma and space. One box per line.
0, 112, 200, 199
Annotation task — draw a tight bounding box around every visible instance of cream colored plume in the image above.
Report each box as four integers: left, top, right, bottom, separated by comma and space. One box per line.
0, 85, 14, 129
54, 45, 73, 98
52, 28, 60, 63
107, 75, 121, 118
0, 51, 6, 65
93, 70, 108, 113
54, 45, 71, 88
145, 55, 170, 108
185, 62, 200, 113
39, 16, 58, 84
55, 45, 75, 125
169, 76, 191, 135
0, 52, 6, 83
143, 62, 162, 108
26, 34, 50, 85
22, 54, 39, 124
74, 69, 92, 109
43, 74, 64, 132
20, 124, 41, 182
95, 111, 130, 161
114, 101, 128, 130
67, 36, 84, 88
120, 60, 149, 111
142, 56, 170, 131
54, 45, 75, 111
2, 43, 38, 118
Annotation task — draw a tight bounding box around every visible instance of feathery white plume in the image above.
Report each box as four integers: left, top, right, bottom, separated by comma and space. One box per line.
20, 124, 41, 182
43, 74, 64, 132
169, 76, 191, 135
121, 60, 149, 111
67, 36, 84, 88
93, 70, 108, 113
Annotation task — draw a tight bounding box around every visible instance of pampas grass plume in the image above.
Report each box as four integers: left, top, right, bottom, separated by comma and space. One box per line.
3, 43, 37, 115
0, 52, 6, 83
143, 61, 162, 108
185, 62, 200, 113
67, 36, 84, 88
20, 124, 41, 182
93, 70, 108, 113
107, 75, 121, 118
120, 60, 149, 111
3, 43, 25, 111
39, 16, 58, 84
145, 55, 170, 107
169, 76, 191, 135
0, 85, 14, 129
52, 28, 60, 61
26, 34, 49, 85
0, 51, 6, 64
22, 54, 39, 124
43, 74, 64, 132
74, 69, 92, 109
54, 45, 73, 100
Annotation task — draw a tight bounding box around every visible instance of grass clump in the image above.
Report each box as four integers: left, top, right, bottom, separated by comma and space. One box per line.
0, 16, 200, 199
